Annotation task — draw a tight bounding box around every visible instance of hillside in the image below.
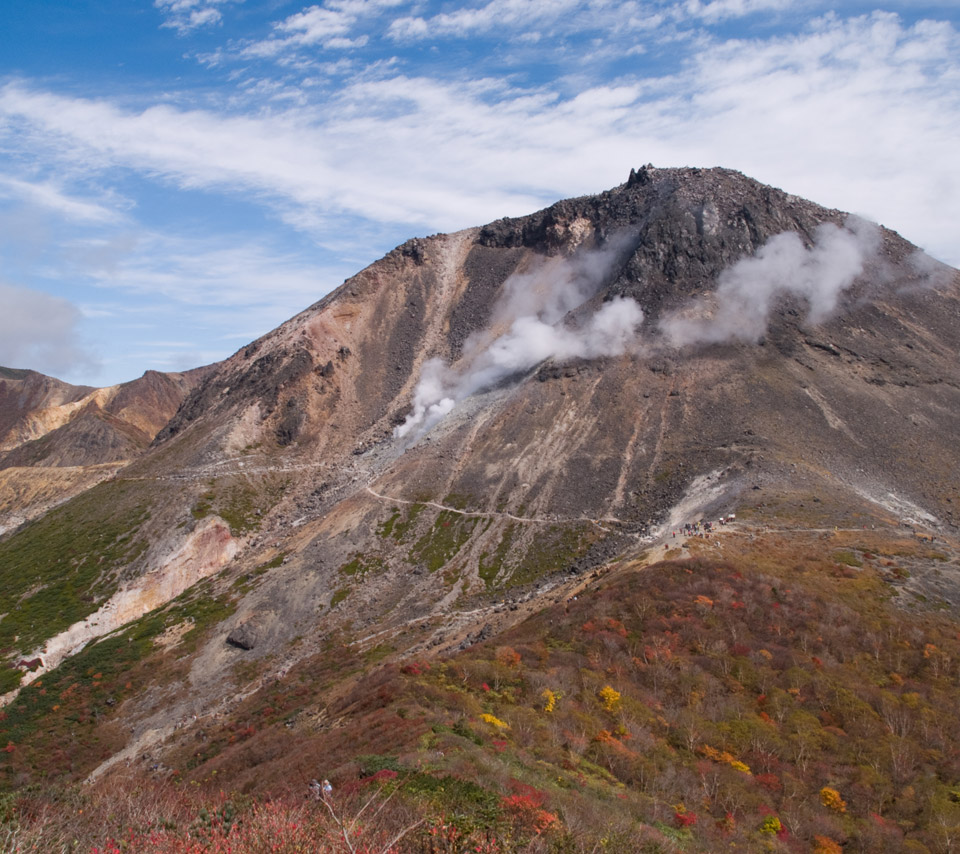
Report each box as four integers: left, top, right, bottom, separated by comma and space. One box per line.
0, 366, 212, 534
0, 166, 958, 852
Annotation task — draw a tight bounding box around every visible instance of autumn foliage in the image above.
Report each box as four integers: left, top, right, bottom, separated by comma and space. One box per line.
6, 536, 960, 853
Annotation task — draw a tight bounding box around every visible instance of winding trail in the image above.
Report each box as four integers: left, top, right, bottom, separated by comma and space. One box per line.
363, 485, 620, 532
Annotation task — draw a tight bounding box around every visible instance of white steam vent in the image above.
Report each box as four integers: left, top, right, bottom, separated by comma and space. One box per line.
395, 237, 643, 438
660, 217, 880, 347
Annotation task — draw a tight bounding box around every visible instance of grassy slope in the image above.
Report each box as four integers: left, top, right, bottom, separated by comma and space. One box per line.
0, 576, 236, 788
0, 479, 154, 690
2, 516, 960, 852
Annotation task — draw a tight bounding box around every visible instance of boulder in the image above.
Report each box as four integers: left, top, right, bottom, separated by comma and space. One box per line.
227, 620, 260, 650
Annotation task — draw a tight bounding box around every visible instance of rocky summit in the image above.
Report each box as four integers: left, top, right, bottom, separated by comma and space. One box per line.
1, 166, 960, 853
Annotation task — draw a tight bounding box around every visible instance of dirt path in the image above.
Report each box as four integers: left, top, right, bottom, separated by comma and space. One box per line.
363, 485, 618, 532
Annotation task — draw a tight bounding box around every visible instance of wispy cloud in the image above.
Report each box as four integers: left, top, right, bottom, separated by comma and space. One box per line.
386, 0, 795, 43
388, 0, 581, 41
681, 0, 794, 24
2, 5, 959, 388
154, 0, 234, 34
63, 231, 346, 312
241, 0, 404, 58
60, 233, 349, 382
4, 12, 957, 263
0, 175, 120, 224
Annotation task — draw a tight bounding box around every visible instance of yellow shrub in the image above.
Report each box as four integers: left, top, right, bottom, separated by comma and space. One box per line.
598, 685, 621, 712
698, 744, 751, 774
479, 713, 510, 730
541, 689, 558, 713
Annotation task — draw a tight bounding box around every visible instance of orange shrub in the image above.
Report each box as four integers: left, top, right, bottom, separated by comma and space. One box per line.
819, 786, 847, 814
813, 835, 843, 854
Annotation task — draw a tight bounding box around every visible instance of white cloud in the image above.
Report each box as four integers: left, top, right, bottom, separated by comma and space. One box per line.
384, 0, 793, 43
0, 282, 99, 378
243, 0, 404, 57
187, 7, 224, 28
1, 12, 958, 265
154, 0, 233, 34
388, 0, 581, 40
53, 234, 350, 383
0, 175, 120, 224
64, 232, 345, 312
682, 0, 794, 23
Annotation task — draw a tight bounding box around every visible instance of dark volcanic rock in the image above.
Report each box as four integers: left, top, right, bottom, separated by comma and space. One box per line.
276, 397, 304, 446
227, 620, 261, 650
157, 348, 313, 442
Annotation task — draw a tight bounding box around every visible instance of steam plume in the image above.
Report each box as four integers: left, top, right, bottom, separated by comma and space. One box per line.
396, 217, 892, 439
660, 218, 879, 347
395, 239, 642, 438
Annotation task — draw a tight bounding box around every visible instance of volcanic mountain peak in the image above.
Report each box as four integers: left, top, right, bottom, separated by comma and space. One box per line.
149, 167, 956, 494
47, 167, 950, 691
0, 168, 959, 830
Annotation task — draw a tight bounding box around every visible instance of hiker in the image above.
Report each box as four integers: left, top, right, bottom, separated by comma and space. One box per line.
309, 779, 322, 800
322, 779, 333, 799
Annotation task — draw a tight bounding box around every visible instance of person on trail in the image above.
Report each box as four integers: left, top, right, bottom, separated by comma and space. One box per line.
309, 779, 322, 800
322, 779, 333, 799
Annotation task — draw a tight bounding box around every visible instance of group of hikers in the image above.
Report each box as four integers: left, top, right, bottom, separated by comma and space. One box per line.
309, 778, 333, 801
671, 513, 735, 540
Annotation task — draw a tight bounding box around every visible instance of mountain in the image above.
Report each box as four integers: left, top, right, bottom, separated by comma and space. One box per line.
0, 366, 212, 535
1, 166, 959, 853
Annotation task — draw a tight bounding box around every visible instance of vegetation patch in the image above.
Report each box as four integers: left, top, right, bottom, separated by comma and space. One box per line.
8, 527, 960, 852
376, 509, 401, 539
379, 503, 426, 543
411, 511, 480, 573
442, 493, 474, 511
479, 524, 519, 589
0, 479, 152, 670
338, 553, 384, 578
834, 549, 863, 567
508, 523, 593, 586
0, 582, 236, 788
191, 475, 287, 535
363, 643, 395, 664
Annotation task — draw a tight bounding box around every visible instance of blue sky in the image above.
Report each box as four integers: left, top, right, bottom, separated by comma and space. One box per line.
0, 0, 957, 386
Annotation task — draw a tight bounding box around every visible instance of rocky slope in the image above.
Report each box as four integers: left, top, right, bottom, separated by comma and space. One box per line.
0, 166, 958, 805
